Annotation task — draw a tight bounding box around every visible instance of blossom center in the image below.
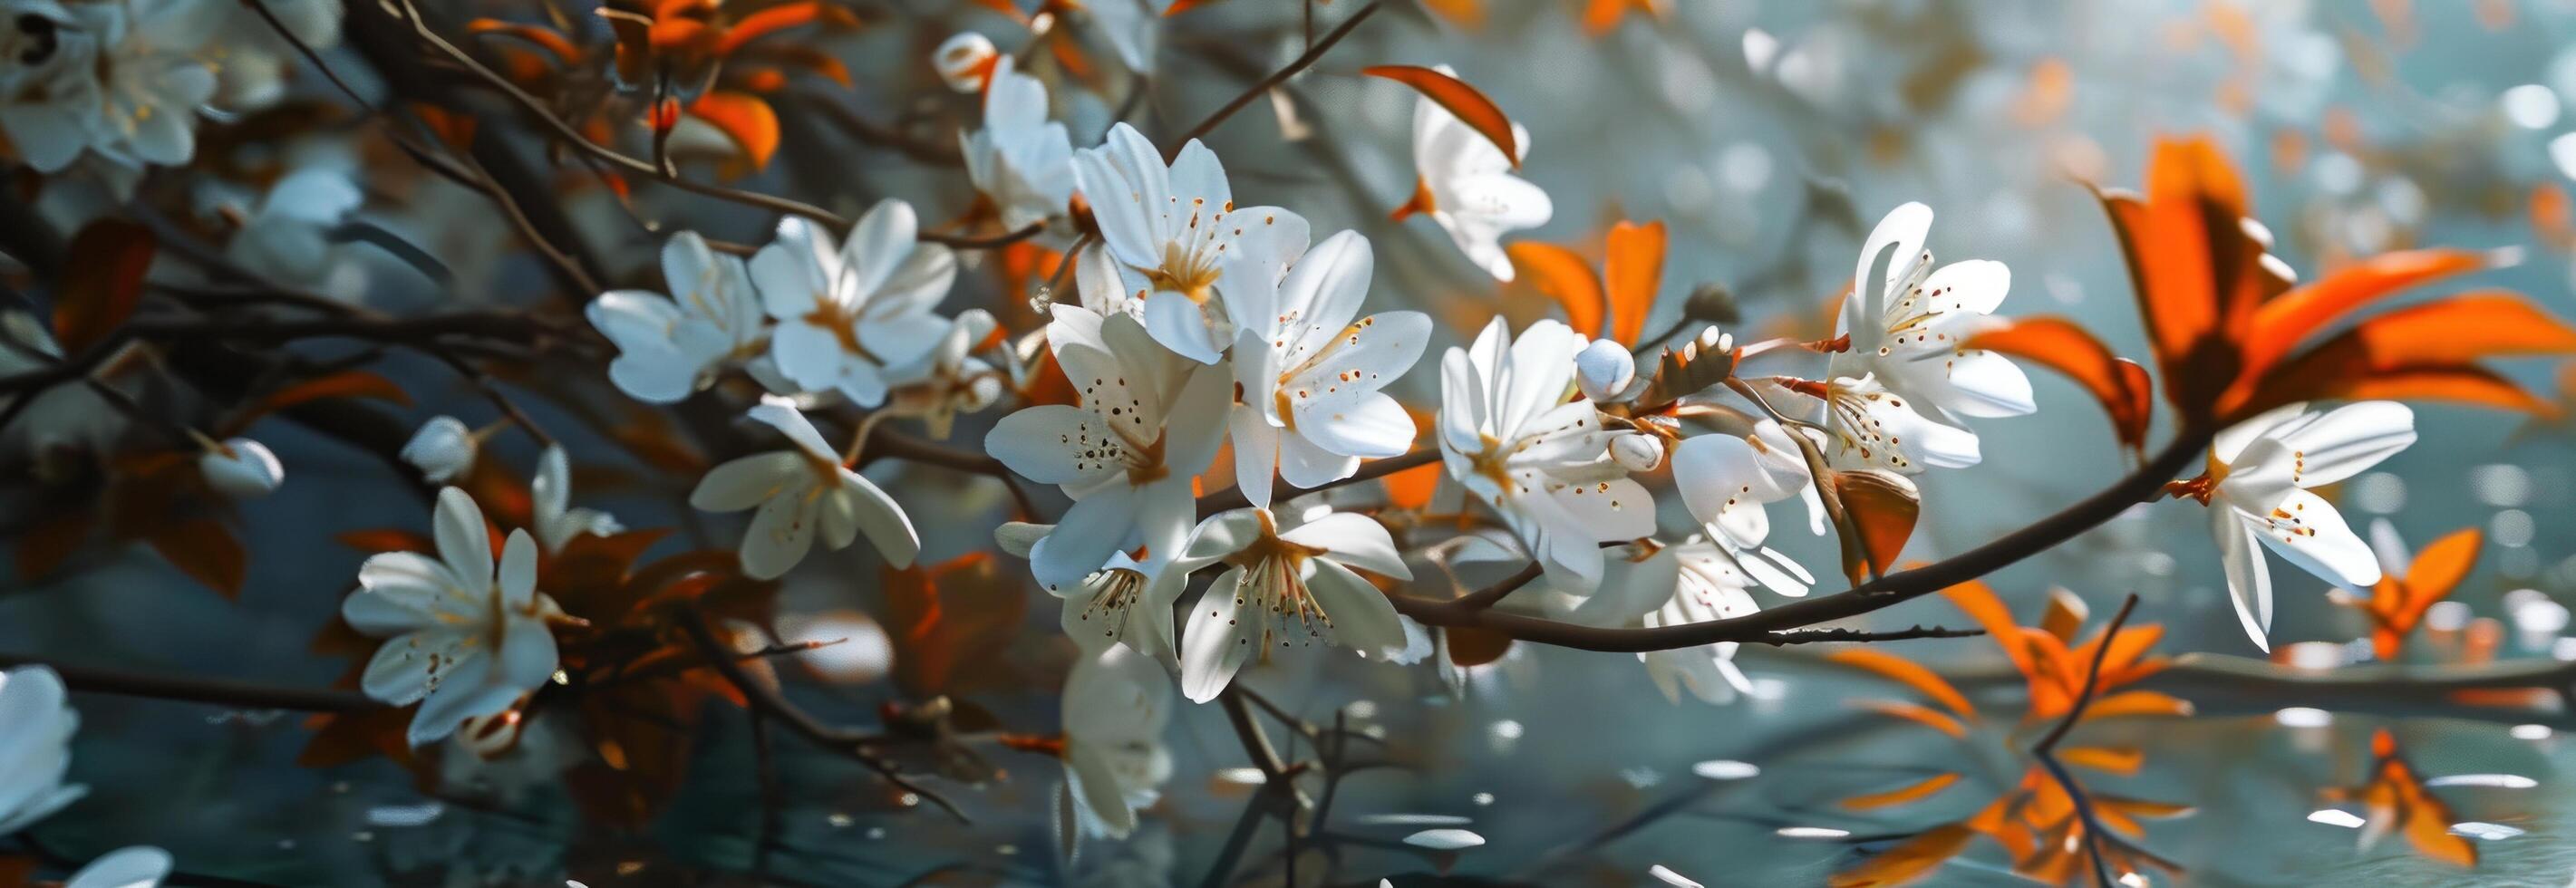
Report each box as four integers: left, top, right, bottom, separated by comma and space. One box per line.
1070, 567, 1149, 643
801, 296, 877, 362
1148, 239, 1224, 304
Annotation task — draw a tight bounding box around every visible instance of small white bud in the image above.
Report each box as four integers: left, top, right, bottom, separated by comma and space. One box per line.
199, 438, 284, 498
1695, 325, 1733, 352
1574, 339, 1637, 402
401, 416, 478, 483
933, 33, 998, 93
1611, 433, 1665, 473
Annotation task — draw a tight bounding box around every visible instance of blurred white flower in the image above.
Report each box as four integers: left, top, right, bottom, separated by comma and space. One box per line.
224, 167, 363, 287
1061, 643, 1173, 839
341, 488, 566, 747
2193, 401, 2417, 651
932, 32, 997, 92
884, 309, 1006, 440
1395, 64, 1551, 282
755, 204, 957, 406
690, 397, 920, 579
1569, 541, 1761, 704
1071, 122, 1308, 363
0, 665, 85, 834
400, 416, 478, 483
1160, 507, 1413, 702
92, 0, 223, 168
530, 446, 619, 554
0, 0, 119, 171
1437, 318, 1653, 593
589, 231, 769, 403
199, 436, 283, 498
1225, 230, 1428, 508
1831, 202, 2034, 422
986, 308, 1227, 588
63, 845, 171, 888
1084, 0, 1170, 72
962, 56, 1074, 231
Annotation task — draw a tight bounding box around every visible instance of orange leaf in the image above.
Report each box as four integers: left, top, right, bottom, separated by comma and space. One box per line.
716, 3, 853, 55
1382, 458, 1442, 510
2081, 690, 2195, 720
882, 554, 1026, 697
1361, 65, 1519, 168
1963, 316, 2153, 454
149, 518, 246, 598
1835, 469, 1920, 584
466, 19, 582, 66
1938, 579, 2035, 679
1603, 220, 1666, 346
2095, 138, 2281, 421
2238, 294, 2576, 417
688, 92, 780, 168
1581, 0, 1659, 35
2057, 745, 2144, 775
2242, 247, 2493, 377
2399, 527, 2481, 617
1506, 242, 1606, 337
52, 218, 155, 354
1842, 771, 1962, 811
1828, 823, 1972, 887
1853, 699, 1969, 738
1828, 649, 1976, 723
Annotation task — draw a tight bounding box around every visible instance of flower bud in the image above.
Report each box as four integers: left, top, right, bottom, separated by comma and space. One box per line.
933, 33, 998, 93
1611, 433, 1664, 473
1574, 339, 1637, 402
402, 416, 478, 483
199, 438, 283, 498
1694, 325, 1734, 353
1683, 282, 1740, 324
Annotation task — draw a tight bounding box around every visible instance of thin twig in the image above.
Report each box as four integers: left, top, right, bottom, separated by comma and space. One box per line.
1167, 1, 1385, 155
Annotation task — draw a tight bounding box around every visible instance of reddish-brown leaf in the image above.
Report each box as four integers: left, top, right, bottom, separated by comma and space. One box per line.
234, 370, 412, 430
1446, 625, 1512, 667
2094, 138, 2283, 422
1963, 316, 2153, 455
52, 218, 155, 353
717, 3, 854, 55
1829, 823, 1973, 887
1362, 65, 1519, 167
149, 518, 247, 598
2238, 294, 2576, 418
883, 553, 1026, 697
1835, 469, 1920, 584
335, 528, 431, 555
1853, 699, 1969, 738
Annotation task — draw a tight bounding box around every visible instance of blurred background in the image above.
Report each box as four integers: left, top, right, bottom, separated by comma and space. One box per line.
9, 0, 2576, 884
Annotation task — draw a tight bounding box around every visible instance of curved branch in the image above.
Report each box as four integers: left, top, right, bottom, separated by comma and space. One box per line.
1195, 448, 1440, 515
1392, 430, 2211, 652
1167, 1, 1385, 155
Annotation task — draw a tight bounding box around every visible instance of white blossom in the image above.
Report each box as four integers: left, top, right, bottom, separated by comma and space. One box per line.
1397, 64, 1551, 282
1225, 230, 1428, 508
1161, 507, 1412, 702
1061, 643, 1173, 839
755, 203, 958, 406
2198, 401, 2417, 651
531, 446, 620, 554
0, 665, 85, 835
199, 436, 283, 498
1070, 122, 1307, 363
1437, 317, 1654, 593
985, 308, 1227, 588
400, 415, 478, 483
589, 231, 768, 404
341, 488, 566, 747
690, 396, 921, 579
962, 56, 1074, 231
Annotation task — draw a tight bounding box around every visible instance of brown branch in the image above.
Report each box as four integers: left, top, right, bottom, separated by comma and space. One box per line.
1390, 429, 2211, 652
1167, 1, 1384, 156
673, 608, 970, 823
0, 654, 373, 712
1453, 561, 1542, 610
2031, 594, 2145, 887
917, 222, 1047, 250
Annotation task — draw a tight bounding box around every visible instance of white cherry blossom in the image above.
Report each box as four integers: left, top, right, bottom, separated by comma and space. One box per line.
63, 845, 171, 888
2190, 401, 2417, 651
92, 0, 222, 169
882, 308, 1006, 440
996, 521, 1169, 659
962, 56, 1074, 231
1071, 122, 1308, 363
1814, 372, 1980, 474
1830, 202, 2034, 421
589, 231, 768, 404
0, 0, 119, 171
199, 436, 282, 498
400, 415, 478, 483
531, 446, 621, 554
223, 167, 363, 289
341, 488, 566, 747
1395, 64, 1551, 282
1159, 507, 1413, 702
0, 665, 85, 835
690, 396, 921, 579
1437, 317, 1655, 593
931, 32, 997, 92
986, 307, 1227, 588
1061, 642, 1173, 840
1225, 230, 1429, 508
756, 203, 957, 406
1569, 541, 1761, 705
1670, 420, 1825, 597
